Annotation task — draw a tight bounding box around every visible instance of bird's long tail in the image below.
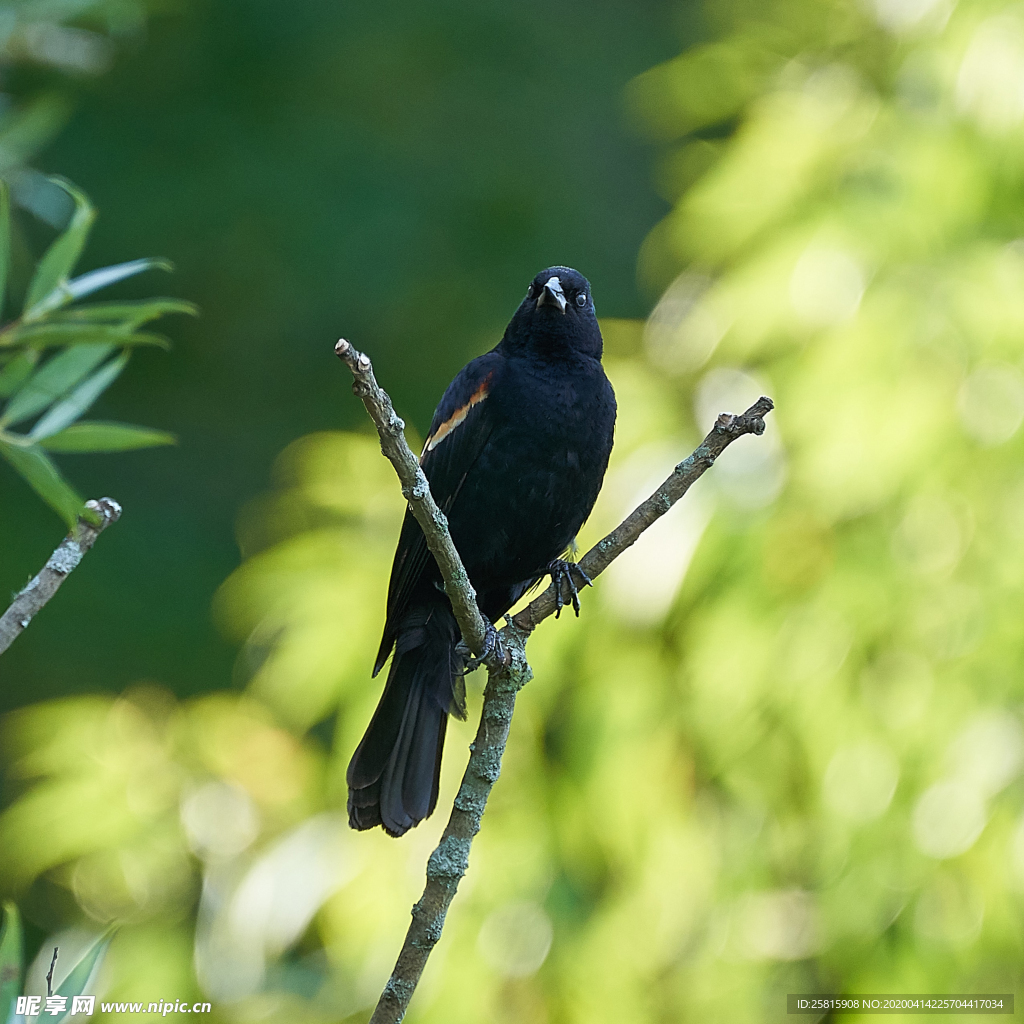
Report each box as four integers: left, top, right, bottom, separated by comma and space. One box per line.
347, 600, 463, 836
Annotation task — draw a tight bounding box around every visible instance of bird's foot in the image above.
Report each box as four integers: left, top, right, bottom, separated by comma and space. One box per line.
455, 619, 506, 674
547, 558, 593, 618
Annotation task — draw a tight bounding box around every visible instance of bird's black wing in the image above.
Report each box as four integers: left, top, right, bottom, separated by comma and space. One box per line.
373, 350, 503, 675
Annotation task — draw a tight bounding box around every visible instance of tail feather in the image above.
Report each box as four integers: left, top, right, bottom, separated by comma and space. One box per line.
379, 685, 447, 835
347, 600, 460, 836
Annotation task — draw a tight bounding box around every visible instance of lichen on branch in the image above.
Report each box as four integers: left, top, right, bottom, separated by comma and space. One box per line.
0, 497, 121, 656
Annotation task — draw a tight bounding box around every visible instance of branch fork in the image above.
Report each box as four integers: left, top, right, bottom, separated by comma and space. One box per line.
335, 337, 772, 1023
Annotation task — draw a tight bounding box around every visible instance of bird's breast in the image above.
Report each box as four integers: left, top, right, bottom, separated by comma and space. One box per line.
446, 354, 614, 595
487, 356, 615, 512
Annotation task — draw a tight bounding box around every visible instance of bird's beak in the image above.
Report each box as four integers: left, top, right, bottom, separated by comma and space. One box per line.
536, 275, 567, 314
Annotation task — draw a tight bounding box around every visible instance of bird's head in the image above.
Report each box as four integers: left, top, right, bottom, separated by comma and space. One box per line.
505, 266, 603, 359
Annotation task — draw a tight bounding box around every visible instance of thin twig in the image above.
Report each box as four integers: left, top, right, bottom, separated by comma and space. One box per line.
335, 340, 773, 1024
512, 397, 775, 632
0, 498, 122, 657
45, 946, 57, 998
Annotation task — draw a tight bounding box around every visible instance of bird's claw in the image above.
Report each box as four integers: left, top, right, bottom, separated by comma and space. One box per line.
547, 558, 593, 618
455, 620, 505, 674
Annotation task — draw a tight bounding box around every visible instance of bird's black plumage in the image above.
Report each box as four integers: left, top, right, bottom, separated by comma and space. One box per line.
347, 266, 616, 836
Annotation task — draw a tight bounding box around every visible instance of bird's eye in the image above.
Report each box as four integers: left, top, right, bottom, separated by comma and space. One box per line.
575, 292, 587, 307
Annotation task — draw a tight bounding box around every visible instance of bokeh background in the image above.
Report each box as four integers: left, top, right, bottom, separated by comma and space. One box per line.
3, 0, 1024, 1019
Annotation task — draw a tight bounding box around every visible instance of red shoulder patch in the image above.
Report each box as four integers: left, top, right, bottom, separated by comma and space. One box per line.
423, 374, 492, 455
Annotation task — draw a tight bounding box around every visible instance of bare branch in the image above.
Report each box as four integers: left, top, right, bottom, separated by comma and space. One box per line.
369, 625, 532, 1024
0, 497, 122, 657
335, 339, 492, 660
334, 342, 773, 1024
512, 396, 774, 632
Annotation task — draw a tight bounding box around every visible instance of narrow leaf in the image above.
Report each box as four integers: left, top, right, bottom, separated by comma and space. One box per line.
0, 182, 10, 320
30, 352, 129, 439
0, 439, 84, 527
0, 351, 37, 399
0, 903, 23, 1024
23, 179, 95, 317
4, 324, 168, 350
51, 298, 198, 327
1, 346, 113, 427
65, 257, 172, 303
40, 421, 175, 453
0, 323, 128, 350
53, 928, 115, 1024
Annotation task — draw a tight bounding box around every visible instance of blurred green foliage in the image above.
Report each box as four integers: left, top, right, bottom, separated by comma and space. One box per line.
0, 0, 676, 706
0, 0, 153, 183
8, 0, 1024, 1021
0, 902, 113, 1024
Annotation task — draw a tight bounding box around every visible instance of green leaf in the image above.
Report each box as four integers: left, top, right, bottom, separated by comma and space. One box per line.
0, 351, 37, 399
23, 179, 96, 317
40, 421, 175, 453
0, 903, 22, 1024
0, 181, 10, 321
1, 345, 113, 427
30, 352, 129, 440
65, 257, 173, 304
0, 439, 84, 527
53, 928, 115, 1024
3, 323, 169, 350
52, 298, 198, 327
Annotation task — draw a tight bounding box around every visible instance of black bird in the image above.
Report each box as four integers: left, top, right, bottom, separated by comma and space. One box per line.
347, 266, 616, 836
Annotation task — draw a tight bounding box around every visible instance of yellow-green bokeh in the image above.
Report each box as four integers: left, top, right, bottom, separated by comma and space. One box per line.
7, 0, 1024, 1020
